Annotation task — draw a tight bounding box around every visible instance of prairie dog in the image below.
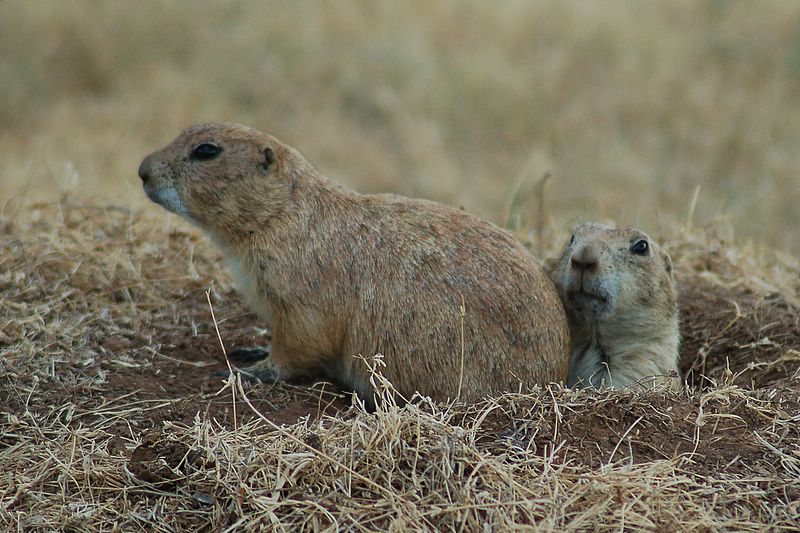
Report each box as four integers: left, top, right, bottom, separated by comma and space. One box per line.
138, 123, 571, 404
550, 223, 681, 390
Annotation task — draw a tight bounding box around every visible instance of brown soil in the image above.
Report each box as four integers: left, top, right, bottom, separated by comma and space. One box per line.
103, 294, 349, 428
469, 388, 800, 481
2, 290, 349, 432
678, 275, 800, 388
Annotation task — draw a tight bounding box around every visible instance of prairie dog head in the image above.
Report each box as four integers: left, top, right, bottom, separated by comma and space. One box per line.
551, 223, 677, 329
137, 123, 292, 240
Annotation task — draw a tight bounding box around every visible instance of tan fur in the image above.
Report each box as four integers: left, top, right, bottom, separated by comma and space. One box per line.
549, 223, 681, 390
138, 122, 571, 404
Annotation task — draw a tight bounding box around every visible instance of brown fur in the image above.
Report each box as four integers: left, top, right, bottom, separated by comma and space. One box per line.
138, 122, 571, 404
549, 223, 681, 390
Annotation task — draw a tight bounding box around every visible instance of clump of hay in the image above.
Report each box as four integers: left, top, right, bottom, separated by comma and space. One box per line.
1, 203, 799, 531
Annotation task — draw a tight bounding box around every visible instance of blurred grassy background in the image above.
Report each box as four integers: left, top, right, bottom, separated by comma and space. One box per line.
2, 0, 799, 252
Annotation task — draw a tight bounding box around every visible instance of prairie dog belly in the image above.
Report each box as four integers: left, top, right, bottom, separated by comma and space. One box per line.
227, 255, 272, 326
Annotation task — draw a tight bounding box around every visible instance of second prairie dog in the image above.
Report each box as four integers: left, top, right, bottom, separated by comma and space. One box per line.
549, 222, 681, 390
138, 122, 571, 404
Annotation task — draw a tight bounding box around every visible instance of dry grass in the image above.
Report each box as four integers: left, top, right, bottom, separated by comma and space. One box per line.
1, 203, 799, 531
2, 1, 800, 530
2, 1, 800, 252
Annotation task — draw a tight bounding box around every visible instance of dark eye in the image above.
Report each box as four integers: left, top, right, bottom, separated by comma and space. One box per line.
569, 234, 575, 245
190, 143, 222, 161
630, 239, 649, 256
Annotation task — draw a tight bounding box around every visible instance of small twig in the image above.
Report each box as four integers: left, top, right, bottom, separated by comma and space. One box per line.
206, 289, 237, 433
153, 351, 214, 368
534, 171, 551, 253
457, 294, 466, 401
685, 185, 701, 234
58, 202, 138, 215
605, 415, 643, 468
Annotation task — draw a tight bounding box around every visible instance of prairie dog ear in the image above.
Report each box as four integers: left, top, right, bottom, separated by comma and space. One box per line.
663, 252, 673, 274
262, 144, 277, 171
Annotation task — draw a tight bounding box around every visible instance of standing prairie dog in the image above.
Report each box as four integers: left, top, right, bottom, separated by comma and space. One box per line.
138, 122, 571, 404
550, 223, 681, 390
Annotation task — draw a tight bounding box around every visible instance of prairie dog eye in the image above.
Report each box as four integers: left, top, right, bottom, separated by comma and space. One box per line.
569, 234, 575, 245
630, 239, 649, 256
190, 143, 222, 161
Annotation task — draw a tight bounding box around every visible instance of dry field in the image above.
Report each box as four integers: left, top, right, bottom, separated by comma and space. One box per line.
2, 1, 800, 531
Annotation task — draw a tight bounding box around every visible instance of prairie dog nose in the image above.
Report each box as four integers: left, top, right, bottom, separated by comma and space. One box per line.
571, 244, 599, 272
138, 155, 153, 182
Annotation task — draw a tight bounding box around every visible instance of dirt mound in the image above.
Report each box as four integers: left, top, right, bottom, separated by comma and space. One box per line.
468, 387, 799, 477
679, 276, 800, 388
2, 205, 799, 531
